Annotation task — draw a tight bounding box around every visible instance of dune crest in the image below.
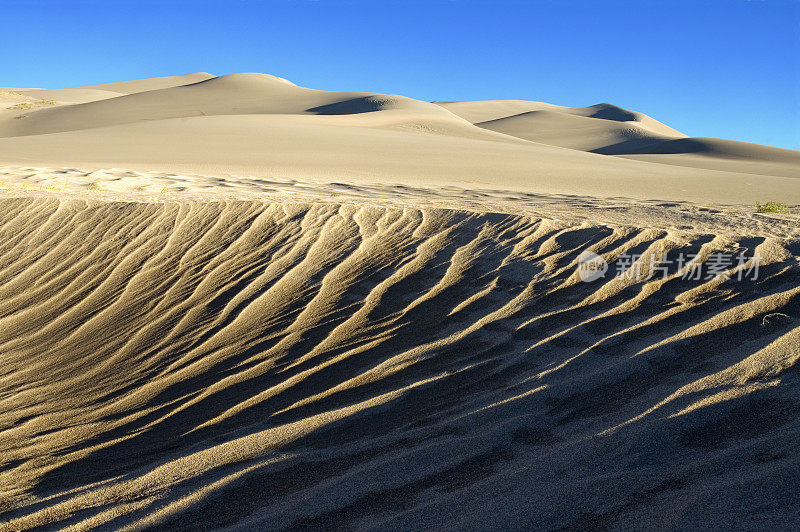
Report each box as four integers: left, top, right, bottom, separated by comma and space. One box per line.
69, 71, 217, 94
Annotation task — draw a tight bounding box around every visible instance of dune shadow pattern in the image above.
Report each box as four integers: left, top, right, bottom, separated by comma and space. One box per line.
0, 198, 799, 529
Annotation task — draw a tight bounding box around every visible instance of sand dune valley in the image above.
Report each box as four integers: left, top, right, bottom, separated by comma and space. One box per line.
1, 72, 800, 530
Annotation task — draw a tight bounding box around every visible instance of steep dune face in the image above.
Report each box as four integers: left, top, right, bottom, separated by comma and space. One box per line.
570, 102, 685, 136
1, 198, 799, 529
537, 102, 686, 145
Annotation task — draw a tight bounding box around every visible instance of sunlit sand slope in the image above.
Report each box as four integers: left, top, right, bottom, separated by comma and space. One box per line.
439, 100, 800, 178
1, 198, 799, 530
1, 73, 798, 204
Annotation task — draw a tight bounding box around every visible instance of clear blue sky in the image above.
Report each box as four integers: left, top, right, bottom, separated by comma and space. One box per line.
3, 0, 799, 149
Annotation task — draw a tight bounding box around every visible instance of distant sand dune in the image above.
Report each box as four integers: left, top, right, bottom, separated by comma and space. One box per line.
0, 73, 471, 138
441, 100, 800, 178
67, 71, 217, 94
472, 109, 676, 153
1, 72, 797, 202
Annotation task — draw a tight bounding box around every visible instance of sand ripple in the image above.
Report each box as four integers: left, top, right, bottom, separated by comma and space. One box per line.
0, 198, 799, 529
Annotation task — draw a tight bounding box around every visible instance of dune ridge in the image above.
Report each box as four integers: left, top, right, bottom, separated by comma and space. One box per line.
0, 73, 475, 138
0, 196, 798, 529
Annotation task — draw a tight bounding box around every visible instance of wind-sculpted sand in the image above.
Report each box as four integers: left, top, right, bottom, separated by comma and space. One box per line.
0, 194, 798, 530
0, 73, 799, 529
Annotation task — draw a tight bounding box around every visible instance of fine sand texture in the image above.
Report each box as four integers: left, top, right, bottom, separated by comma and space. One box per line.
0, 73, 799, 530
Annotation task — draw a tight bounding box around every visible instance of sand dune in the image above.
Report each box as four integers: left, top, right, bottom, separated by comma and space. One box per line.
0, 197, 798, 530
0, 73, 216, 107
469, 109, 678, 153
439, 100, 685, 137
616, 138, 800, 179
440, 100, 800, 178
1, 73, 798, 203
3, 115, 800, 204
3, 87, 124, 105
0, 73, 474, 137
0, 72, 799, 529
66, 72, 217, 94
